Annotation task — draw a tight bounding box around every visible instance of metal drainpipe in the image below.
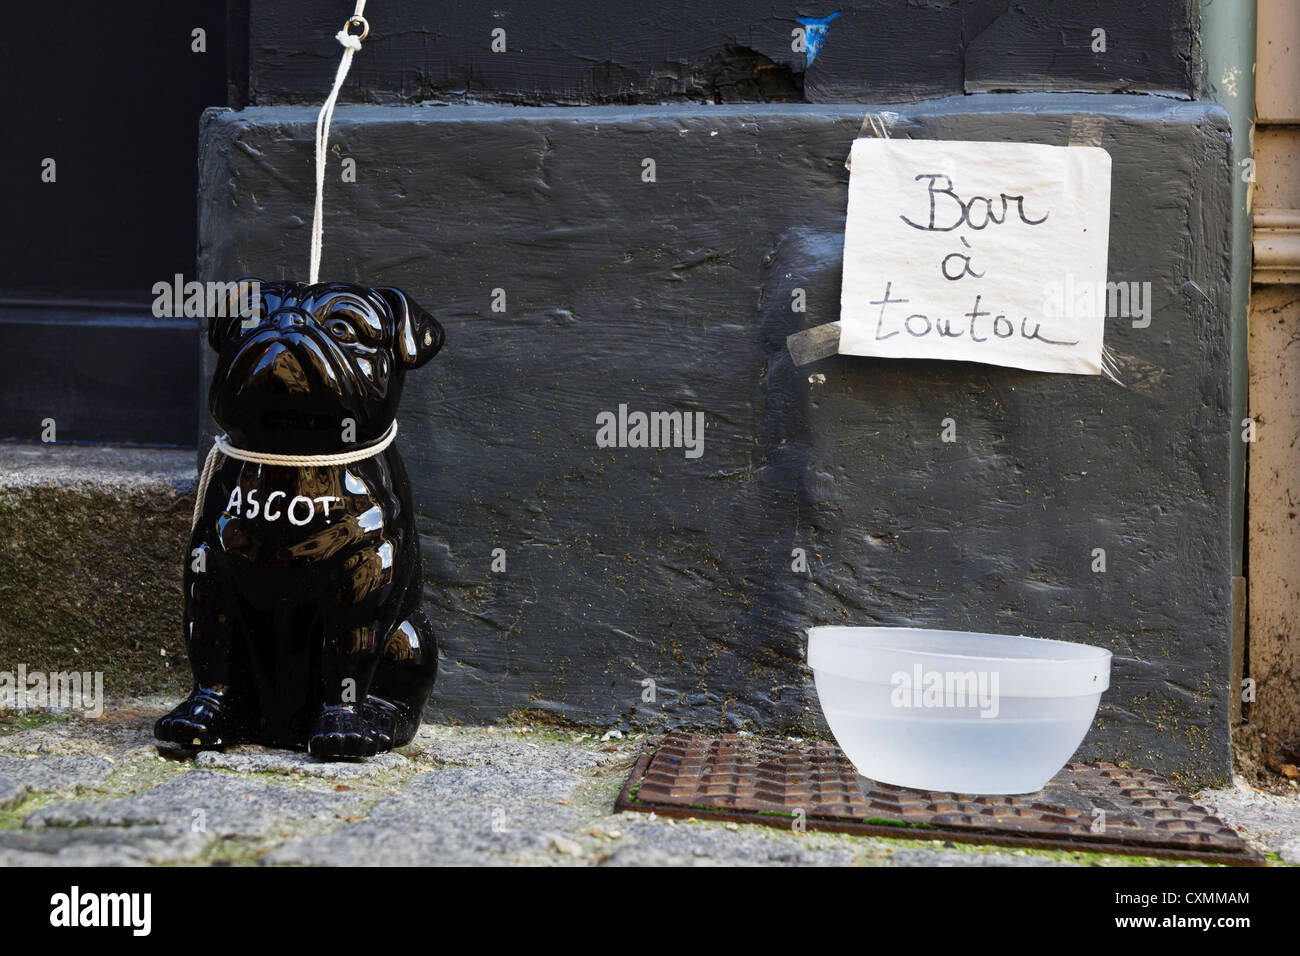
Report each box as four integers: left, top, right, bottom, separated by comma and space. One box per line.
1200, 0, 1255, 721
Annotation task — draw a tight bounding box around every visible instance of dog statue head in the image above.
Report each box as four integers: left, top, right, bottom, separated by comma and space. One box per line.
207, 279, 443, 454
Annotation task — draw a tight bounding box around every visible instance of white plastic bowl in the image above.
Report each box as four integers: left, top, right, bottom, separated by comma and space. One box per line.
808, 626, 1111, 794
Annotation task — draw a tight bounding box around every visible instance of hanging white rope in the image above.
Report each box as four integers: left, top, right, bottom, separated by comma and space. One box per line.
309, 1, 370, 285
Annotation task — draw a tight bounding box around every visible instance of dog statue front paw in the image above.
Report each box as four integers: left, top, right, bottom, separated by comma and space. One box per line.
307, 705, 388, 759
155, 688, 238, 749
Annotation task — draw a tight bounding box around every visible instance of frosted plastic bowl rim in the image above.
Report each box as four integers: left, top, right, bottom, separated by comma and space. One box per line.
808, 625, 1111, 698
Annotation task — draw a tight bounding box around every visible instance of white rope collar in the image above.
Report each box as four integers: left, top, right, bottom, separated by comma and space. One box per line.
215, 419, 396, 467
192, 420, 397, 529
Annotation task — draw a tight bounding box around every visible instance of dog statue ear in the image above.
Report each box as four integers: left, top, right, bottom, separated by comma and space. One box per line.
207, 278, 285, 352
376, 286, 444, 368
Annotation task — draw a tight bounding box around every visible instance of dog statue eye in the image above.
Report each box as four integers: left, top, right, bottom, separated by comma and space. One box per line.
326, 319, 356, 343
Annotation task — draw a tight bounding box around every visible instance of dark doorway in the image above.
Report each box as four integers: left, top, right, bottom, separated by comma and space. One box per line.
0, 1, 233, 445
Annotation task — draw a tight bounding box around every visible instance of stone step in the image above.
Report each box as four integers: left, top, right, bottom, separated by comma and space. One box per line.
0, 443, 194, 698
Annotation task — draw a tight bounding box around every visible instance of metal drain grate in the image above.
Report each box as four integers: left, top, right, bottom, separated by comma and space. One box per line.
614, 731, 1264, 865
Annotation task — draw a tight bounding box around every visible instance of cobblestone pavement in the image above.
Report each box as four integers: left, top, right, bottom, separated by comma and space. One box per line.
1, 703, 1296, 867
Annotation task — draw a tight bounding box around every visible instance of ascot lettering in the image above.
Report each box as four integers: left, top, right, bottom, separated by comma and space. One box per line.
225, 487, 341, 525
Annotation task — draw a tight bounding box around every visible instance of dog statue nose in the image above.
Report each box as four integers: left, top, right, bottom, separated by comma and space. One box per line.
271, 309, 308, 331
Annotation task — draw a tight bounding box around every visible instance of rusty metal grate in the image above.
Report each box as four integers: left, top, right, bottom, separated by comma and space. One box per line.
614, 731, 1264, 865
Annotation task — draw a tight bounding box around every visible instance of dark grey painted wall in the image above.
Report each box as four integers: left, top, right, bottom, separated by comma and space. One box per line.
197, 95, 1233, 785
246, 0, 1199, 106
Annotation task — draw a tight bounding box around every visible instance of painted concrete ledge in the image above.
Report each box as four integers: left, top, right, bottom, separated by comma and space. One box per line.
197, 96, 1234, 786
0, 443, 194, 697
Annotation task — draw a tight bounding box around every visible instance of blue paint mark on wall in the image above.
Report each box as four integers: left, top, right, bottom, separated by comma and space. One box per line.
797, 12, 841, 66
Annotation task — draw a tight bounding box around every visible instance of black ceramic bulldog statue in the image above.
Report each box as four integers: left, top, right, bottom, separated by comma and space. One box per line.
156, 280, 443, 759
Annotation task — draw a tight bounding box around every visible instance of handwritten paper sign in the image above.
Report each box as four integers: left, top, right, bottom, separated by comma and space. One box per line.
838, 139, 1112, 374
